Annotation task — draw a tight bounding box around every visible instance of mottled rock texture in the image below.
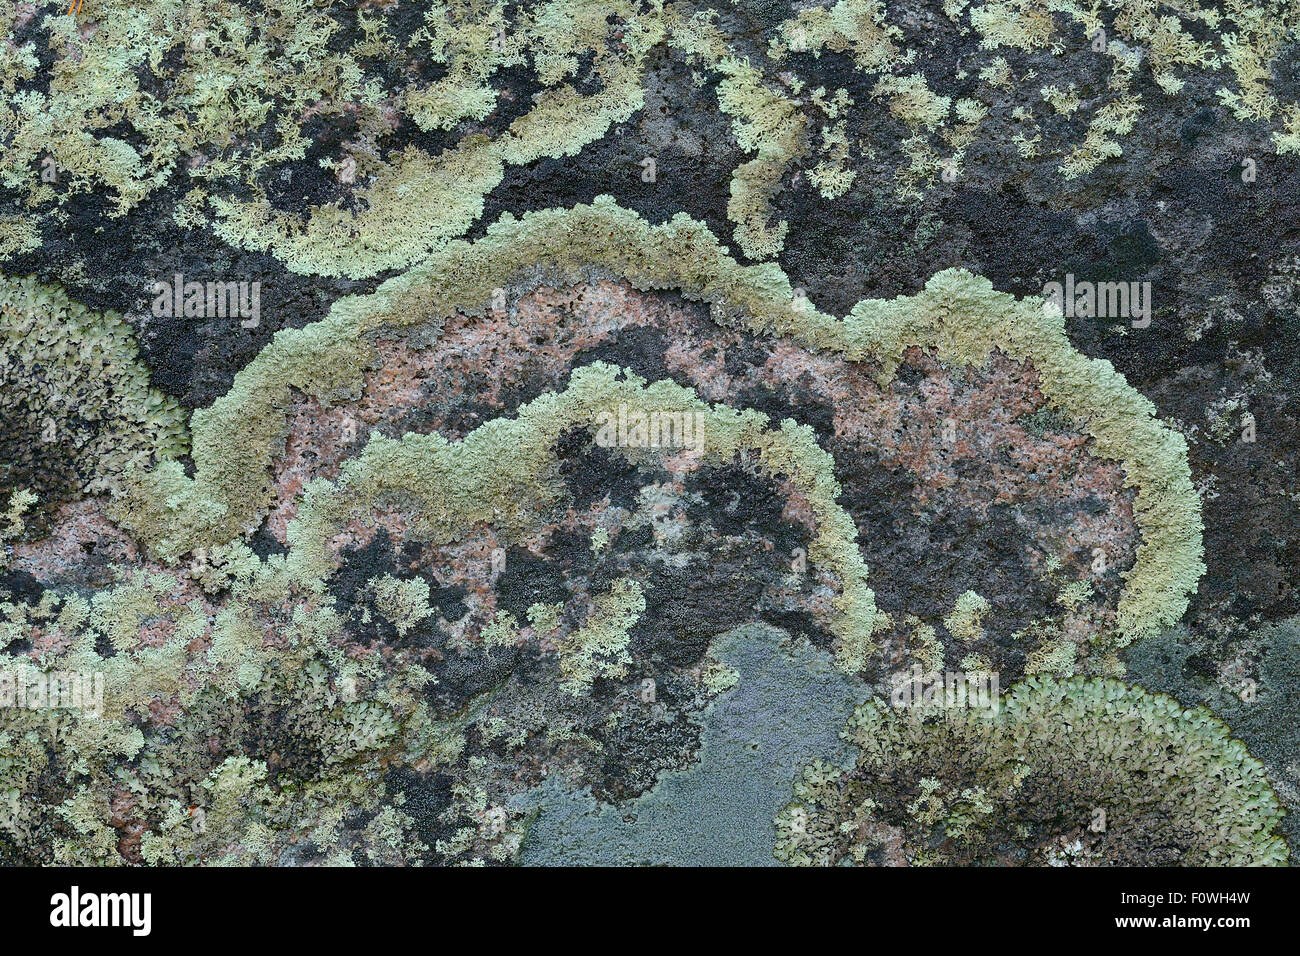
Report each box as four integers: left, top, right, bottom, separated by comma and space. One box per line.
1, 0, 1297, 866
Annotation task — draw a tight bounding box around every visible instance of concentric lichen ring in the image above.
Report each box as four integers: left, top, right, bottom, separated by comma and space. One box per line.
111, 196, 1203, 656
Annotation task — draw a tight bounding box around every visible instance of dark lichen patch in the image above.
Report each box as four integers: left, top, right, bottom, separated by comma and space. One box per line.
816, 347, 1140, 677
330, 529, 446, 649
683, 464, 791, 542
626, 560, 763, 668
238, 692, 330, 786
0, 394, 82, 540
555, 428, 645, 510
261, 112, 366, 215
494, 547, 570, 620
382, 767, 458, 865
573, 323, 676, 385
130, 241, 373, 412
862, 499, 1047, 681
0, 566, 47, 619
471, 41, 749, 260
731, 380, 838, 437
424, 643, 526, 715
589, 704, 705, 802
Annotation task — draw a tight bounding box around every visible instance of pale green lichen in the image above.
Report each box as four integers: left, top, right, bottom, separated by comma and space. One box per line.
943, 590, 990, 643
0, 489, 36, 572
525, 602, 563, 635
110, 197, 1201, 669
0, 275, 188, 515
0, 0, 665, 278
370, 574, 435, 638
557, 578, 644, 694
701, 649, 741, 696
5, 0, 1299, 280
775, 676, 1289, 866
1, 566, 441, 864
481, 610, 521, 649
771, 0, 903, 71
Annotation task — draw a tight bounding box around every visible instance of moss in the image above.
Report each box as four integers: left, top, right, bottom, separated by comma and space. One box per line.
775, 676, 1288, 866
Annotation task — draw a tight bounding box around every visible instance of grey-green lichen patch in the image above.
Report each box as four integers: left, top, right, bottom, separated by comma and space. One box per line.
279, 362, 879, 671
0, 275, 188, 533
7, 1, 1296, 279
516, 623, 870, 866
775, 675, 1288, 866
1125, 616, 1300, 855
0, 0, 668, 278
110, 198, 1200, 665
0, 560, 452, 865
845, 268, 1204, 653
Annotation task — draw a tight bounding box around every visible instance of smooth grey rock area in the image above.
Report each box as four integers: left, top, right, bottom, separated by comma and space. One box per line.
517, 623, 869, 865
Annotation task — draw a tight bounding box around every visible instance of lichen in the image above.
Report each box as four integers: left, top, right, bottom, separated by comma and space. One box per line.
0, 0, 1288, 872
775, 676, 1289, 866
5, 0, 1299, 281
107, 198, 1199, 666
0, 275, 188, 533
